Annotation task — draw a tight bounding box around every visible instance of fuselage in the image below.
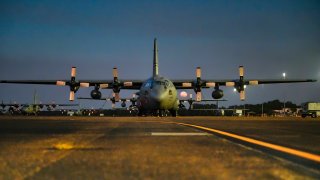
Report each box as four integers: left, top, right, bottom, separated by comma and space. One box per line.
21, 105, 40, 115
137, 75, 179, 111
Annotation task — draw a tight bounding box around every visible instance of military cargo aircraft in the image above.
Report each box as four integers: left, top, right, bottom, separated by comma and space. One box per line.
1, 91, 78, 115
0, 39, 316, 116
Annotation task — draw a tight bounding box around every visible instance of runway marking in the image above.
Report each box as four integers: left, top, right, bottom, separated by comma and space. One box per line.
53, 142, 74, 150
151, 132, 211, 136
173, 122, 320, 163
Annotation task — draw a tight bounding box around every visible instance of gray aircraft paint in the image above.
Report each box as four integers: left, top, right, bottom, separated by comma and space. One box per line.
137, 39, 179, 113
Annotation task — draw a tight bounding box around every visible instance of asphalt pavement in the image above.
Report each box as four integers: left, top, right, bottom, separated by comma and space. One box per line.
0, 116, 319, 179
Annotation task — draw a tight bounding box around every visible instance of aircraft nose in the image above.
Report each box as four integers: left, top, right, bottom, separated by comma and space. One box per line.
150, 91, 165, 102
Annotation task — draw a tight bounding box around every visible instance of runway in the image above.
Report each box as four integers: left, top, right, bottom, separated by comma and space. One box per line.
0, 116, 319, 179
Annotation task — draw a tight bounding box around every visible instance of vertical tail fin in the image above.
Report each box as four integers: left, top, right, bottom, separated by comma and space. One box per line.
33, 89, 37, 104
153, 38, 159, 77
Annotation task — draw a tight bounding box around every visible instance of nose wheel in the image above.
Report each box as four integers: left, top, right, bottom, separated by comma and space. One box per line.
158, 109, 165, 117
169, 110, 177, 117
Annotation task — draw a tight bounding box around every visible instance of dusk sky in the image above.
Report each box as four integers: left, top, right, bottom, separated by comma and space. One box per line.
1, 0, 319, 109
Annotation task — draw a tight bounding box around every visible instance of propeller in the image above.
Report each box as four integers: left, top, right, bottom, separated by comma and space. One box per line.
237, 66, 258, 100
227, 66, 258, 101
181, 67, 215, 102
107, 93, 117, 109
56, 67, 89, 101
225, 66, 245, 100
112, 67, 121, 102
69, 67, 77, 101
238, 66, 245, 101
194, 67, 202, 102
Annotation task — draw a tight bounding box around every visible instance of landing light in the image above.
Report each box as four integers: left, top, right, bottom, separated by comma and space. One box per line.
233, 88, 237, 92
180, 91, 188, 98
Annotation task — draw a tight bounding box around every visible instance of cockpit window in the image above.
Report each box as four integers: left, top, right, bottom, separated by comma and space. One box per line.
155, 81, 165, 85
154, 80, 169, 88
144, 81, 153, 89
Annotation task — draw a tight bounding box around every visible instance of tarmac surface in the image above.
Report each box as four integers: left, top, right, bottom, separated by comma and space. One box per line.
0, 116, 319, 179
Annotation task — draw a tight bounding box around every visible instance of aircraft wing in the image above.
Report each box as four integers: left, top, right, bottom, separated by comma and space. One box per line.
77, 97, 135, 102
0, 79, 143, 101
53, 104, 79, 106
172, 79, 316, 89
195, 99, 227, 102
243, 79, 317, 84
77, 97, 111, 101
179, 99, 227, 102
0, 80, 143, 89
172, 76, 316, 101
0, 80, 58, 85
31, 103, 79, 106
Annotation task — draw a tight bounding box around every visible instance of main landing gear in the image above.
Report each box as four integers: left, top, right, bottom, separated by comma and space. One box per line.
137, 109, 177, 117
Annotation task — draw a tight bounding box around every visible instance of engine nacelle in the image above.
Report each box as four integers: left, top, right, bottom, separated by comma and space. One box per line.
212, 89, 224, 99
90, 90, 102, 99
121, 101, 126, 108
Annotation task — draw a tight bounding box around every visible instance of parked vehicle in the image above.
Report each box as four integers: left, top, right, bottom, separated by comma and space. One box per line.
301, 102, 320, 118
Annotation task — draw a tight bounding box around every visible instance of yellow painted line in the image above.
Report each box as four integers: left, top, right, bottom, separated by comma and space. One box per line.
151, 132, 211, 136
173, 122, 320, 163
53, 142, 74, 150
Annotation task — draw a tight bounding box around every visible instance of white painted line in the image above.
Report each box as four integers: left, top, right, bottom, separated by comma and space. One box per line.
151, 132, 211, 136
174, 122, 320, 163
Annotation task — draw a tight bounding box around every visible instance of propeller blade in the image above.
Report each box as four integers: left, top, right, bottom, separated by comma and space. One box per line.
56, 81, 66, 86
69, 91, 75, 101
205, 82, 215, 87
239, 66, 244, 77
226, 82, 235, 87
114, 93, 120, 102
196, 67, 201, 78
71, 67, 76, 78
80, 82, 90, 87
124, 82, 133, 87
113, 67, 118, 78
249, 80, 259, 85
240, 90, 245, 101
100, 84, 109, 89
182, 83, 192, 87
196, 92, 202, 102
